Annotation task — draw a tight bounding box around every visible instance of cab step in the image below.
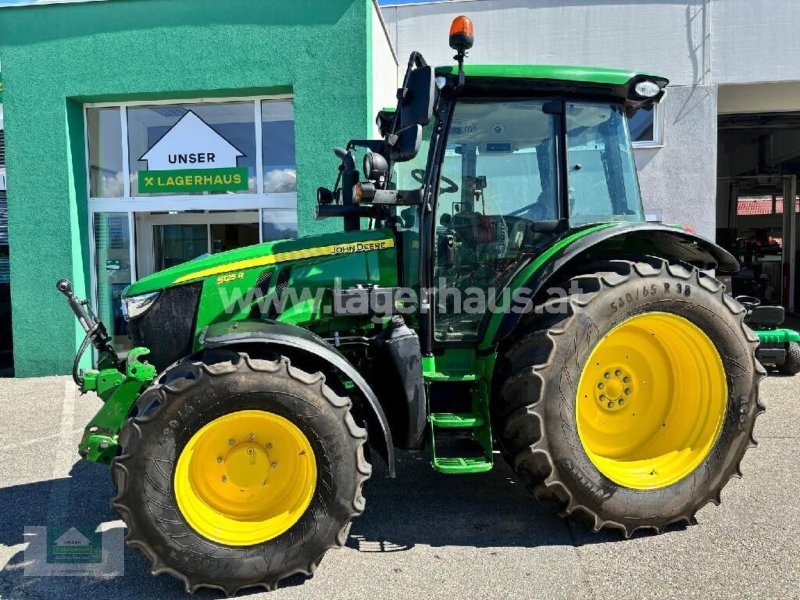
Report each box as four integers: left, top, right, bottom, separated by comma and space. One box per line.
433, 456, 493, 474
429, 412, 485, 428
427, 380, 493, 474
428, 417, 493, 474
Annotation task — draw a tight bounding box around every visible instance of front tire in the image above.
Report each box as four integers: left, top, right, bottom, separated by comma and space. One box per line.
111, 349, 371, 594
495, 259, 765, 536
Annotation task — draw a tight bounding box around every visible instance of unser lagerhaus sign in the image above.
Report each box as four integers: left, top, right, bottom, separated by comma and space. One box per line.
138, 110, 248, 193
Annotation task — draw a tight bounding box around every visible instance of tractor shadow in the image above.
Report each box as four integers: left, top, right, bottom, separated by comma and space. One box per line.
0, 460, 211, 600
347, 450, 636, 553
0, 451, 661, 598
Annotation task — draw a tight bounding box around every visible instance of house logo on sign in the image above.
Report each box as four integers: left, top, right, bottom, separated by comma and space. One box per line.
138, 110, 249, 193
48, 527, 99, 563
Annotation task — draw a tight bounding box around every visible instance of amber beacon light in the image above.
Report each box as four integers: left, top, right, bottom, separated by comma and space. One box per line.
449, 15, 474, 53
449, 16, 474, 87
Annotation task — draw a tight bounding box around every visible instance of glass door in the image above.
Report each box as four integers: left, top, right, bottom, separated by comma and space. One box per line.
153, 224, 208, 271
93, 212, 133, 351
134, 210, 259, 279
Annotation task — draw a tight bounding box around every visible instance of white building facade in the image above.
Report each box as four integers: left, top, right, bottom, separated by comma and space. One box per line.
381, 0, 800, 310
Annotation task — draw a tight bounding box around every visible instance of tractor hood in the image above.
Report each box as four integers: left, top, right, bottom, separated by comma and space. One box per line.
124, 229, 396, 297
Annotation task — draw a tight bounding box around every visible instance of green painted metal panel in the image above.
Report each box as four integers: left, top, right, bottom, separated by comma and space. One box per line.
756, 328, 800, 344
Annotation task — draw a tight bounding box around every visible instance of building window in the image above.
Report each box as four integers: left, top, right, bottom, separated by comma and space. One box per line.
87, 98, 297, 201
0, 190, 7, 248
87, 107, 124, 197
629, 104, 663, 147
84, 96, 299, 354
127, 102, 260, 196
0, 103, 5, 167
262, 100, 297, 193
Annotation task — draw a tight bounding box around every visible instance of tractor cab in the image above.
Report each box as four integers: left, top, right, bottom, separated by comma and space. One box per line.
316, 16, 668, 350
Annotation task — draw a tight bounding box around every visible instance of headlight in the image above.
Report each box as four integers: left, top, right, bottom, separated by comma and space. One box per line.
634, 80, 661, 98
122, 291, 160, 321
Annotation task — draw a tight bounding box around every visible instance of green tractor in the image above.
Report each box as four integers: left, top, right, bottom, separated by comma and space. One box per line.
58, 16, 776, 594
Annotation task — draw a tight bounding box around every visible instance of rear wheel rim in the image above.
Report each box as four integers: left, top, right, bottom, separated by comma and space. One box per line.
174, 409, 317, 546
576, 312, 727, 490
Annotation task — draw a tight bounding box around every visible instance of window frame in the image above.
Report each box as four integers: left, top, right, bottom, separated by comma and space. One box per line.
83, 95, 298, 333
630, 102, 664, 148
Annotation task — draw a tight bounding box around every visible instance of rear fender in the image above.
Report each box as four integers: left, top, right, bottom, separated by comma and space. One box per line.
198, 320, 396, 477
488, 223, 740, 347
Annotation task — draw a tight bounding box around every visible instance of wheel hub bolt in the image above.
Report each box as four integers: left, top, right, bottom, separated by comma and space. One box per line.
216, 456, 223, 463
607, 401, 615, 409
615, 369, 622, 377
266, 443, 272, 450
598, 383, 604, 390
228, 439, 235, 446
248, 433, 255, 441
271, 462, 278, 469
618, 399, 625, 406
221, 475, 227, 483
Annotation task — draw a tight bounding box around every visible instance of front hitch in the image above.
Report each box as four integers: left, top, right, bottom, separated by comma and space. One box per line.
56, 278, 119, 384
57, 279, 157, 463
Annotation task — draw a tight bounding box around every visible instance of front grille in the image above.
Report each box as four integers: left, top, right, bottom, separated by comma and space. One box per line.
128, 283, 202, 372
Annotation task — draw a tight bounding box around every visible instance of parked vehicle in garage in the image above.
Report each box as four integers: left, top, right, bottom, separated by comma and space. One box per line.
738, 295, 800, 375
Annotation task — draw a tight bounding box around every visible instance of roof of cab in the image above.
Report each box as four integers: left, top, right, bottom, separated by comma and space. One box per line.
435, 64, 665, 85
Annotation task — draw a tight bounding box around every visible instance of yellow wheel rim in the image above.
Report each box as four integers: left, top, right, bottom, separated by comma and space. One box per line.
174, 410, 316, 546
576, 312, 727, 490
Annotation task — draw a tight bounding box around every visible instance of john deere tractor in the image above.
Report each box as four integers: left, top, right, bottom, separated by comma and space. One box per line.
58, 16, 779, 594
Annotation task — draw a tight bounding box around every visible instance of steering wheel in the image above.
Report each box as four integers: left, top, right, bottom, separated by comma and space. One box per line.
412, 169, 459, 194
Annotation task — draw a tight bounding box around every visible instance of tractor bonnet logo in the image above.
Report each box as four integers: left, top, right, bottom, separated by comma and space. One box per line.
138, 110, 248, 193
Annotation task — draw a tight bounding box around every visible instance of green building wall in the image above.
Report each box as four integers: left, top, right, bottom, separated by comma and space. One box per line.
0, 0, 375, 376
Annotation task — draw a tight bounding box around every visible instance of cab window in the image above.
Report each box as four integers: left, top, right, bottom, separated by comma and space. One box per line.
433, 99, 558, 341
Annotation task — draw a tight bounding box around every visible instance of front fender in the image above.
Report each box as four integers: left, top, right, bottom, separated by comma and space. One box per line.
485, 223, 739, 348
199, 320, 396, 477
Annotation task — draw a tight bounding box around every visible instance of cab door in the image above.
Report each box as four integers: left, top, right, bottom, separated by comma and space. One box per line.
431, 99, 559, 343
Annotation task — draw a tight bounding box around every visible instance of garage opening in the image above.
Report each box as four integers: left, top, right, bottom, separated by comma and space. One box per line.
717, 110, 800, 319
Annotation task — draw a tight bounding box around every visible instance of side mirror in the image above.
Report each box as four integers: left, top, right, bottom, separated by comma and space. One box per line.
399, 65, 435, 130
390, 125, 422, 162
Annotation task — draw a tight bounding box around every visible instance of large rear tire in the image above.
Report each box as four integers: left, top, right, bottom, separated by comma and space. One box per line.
111, 349, 371, 594
495, 259, 765, 536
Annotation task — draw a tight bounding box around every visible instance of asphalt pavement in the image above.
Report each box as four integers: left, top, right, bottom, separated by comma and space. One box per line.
0, 374, 797, 600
